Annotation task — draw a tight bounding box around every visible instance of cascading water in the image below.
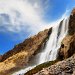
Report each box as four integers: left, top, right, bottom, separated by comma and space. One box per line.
12, 17, 69, 75
39, 18, 69, 63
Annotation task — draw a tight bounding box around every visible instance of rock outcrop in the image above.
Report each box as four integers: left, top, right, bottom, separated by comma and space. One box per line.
58, 8, 75, 59
0, 28, 52, 75
34, 54, 75, 75
58, 34, 75, 59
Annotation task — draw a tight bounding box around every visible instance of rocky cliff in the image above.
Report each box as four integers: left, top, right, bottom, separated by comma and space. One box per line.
0, 28, 52, 75
58, 8, 75, 59
32, 8, 75, 75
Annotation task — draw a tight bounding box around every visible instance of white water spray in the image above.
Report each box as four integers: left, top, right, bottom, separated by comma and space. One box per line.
39, 18, 69, 63
12, 17, 69, 75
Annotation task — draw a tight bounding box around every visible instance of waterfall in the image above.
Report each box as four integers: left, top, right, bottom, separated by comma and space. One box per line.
39, 18, 69, 63
12, 17, 69, 75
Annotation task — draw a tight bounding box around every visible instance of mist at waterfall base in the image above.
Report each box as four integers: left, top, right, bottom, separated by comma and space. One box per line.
12, 17, 69, 75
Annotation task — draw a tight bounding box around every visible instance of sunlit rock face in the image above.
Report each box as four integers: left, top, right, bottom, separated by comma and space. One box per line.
58, 34, 75, 59
0, 28, 52, 75
1, 28, 52, 62
34, 54, 75, 75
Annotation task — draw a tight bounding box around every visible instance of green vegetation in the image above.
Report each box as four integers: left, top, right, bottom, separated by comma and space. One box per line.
25, 60, 60, 75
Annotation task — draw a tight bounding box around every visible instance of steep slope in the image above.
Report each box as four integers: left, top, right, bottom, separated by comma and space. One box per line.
32, 8, 75, 75
1, 28, 52, 62
0, 28, 52, 75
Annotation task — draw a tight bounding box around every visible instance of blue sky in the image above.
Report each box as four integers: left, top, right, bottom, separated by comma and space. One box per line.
0, 0, 75, 54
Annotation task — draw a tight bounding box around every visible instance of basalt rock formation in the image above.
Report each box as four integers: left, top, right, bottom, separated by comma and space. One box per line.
0, 28, 52, 75
32, 8, 75, 75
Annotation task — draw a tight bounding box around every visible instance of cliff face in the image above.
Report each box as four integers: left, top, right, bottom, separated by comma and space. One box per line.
58, 8, 75, 59
33, 8, 75, 75
58, 34, 75, 59
0, 28, 52, 75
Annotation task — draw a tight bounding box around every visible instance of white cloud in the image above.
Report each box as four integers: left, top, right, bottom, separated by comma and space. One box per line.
0, 0, 46, 33
0, 0, 70, 36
